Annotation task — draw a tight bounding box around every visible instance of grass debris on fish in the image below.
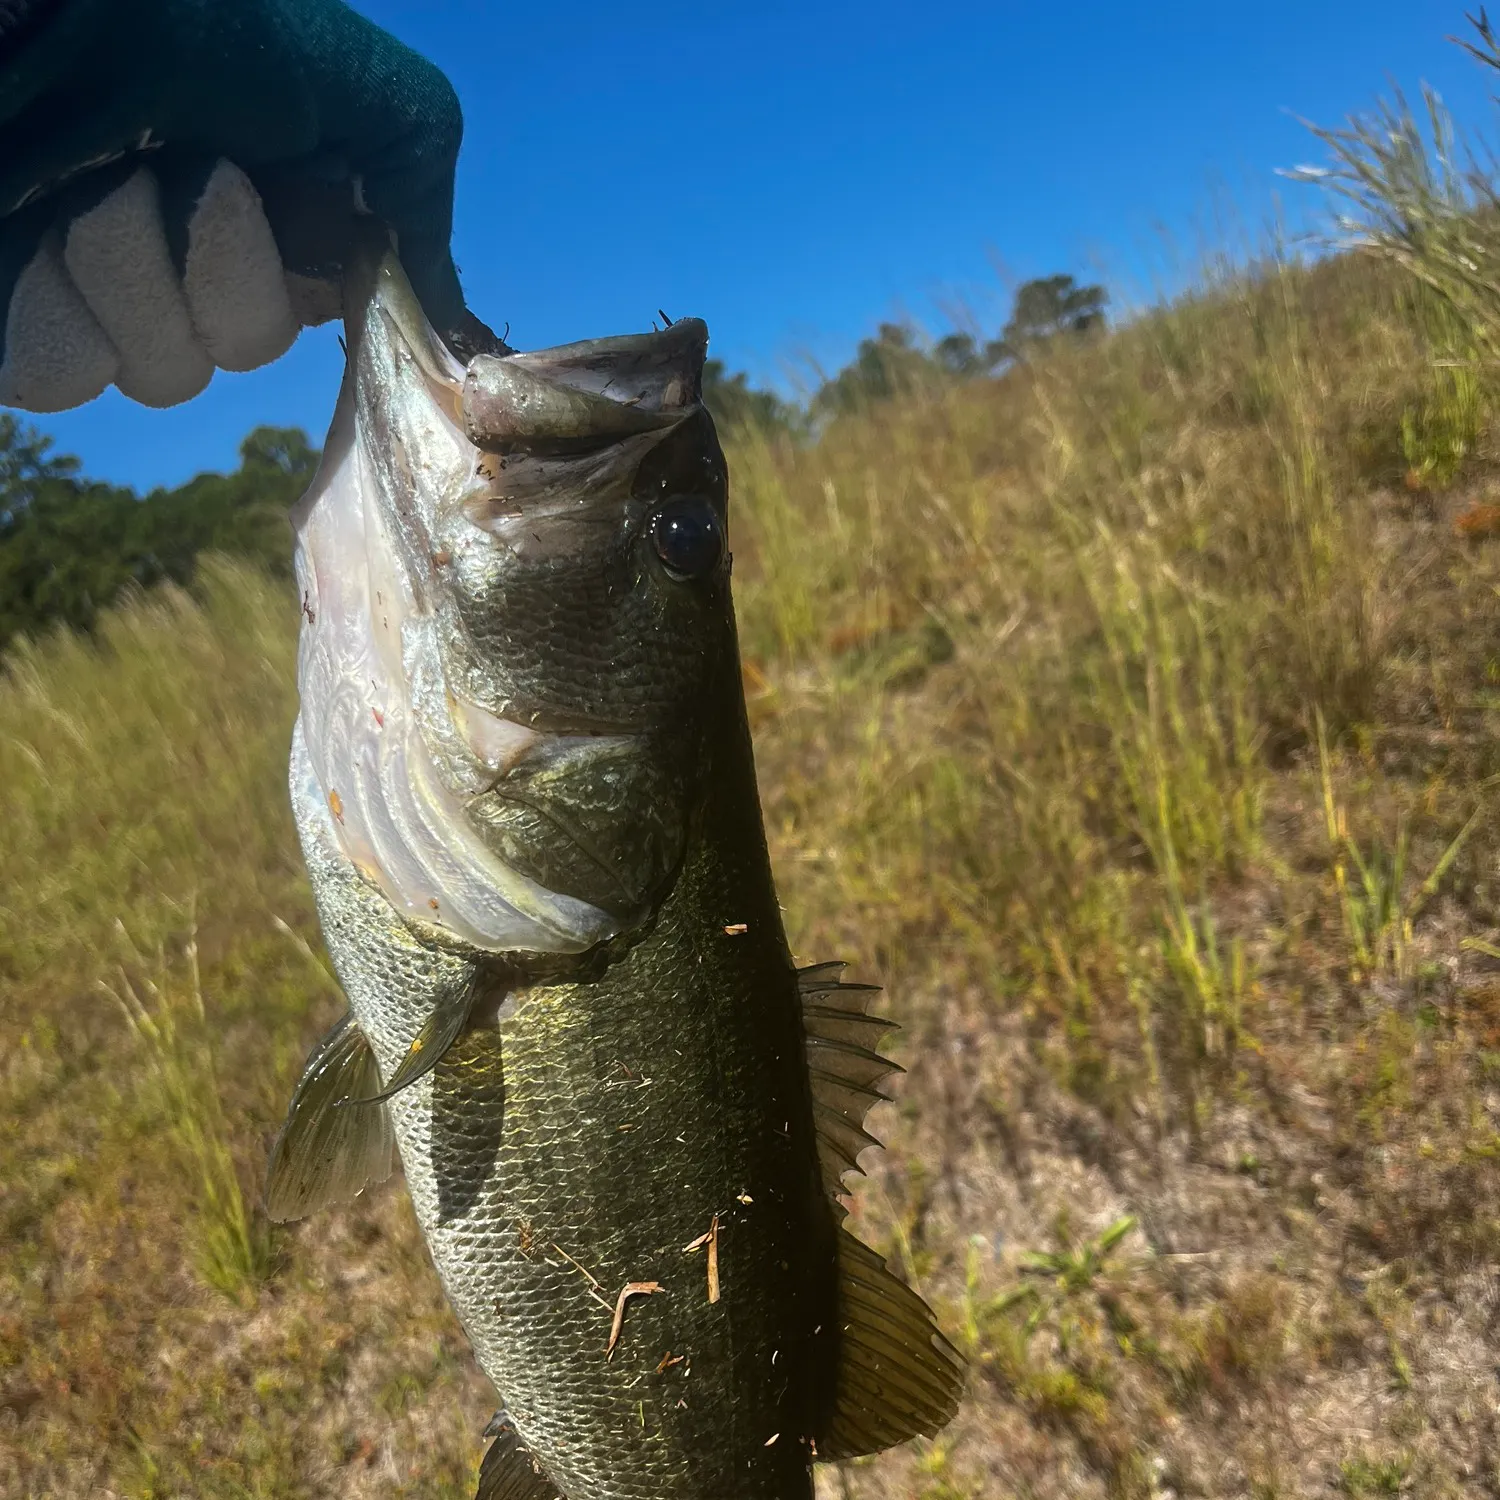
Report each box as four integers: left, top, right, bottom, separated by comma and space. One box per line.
263, 240, 963, 1499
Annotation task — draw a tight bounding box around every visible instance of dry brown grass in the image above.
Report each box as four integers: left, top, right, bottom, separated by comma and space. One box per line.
7, 237, 1500, 1498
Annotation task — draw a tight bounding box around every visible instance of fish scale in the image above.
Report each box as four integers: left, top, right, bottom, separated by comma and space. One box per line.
269, 243, 963, 1500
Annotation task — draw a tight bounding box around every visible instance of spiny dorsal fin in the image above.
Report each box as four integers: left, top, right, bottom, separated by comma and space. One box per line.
814, 1230, 965, 1461
265, 1012, 396, 1223
798, 962, 900, 1198
476, 1417, 562, 1500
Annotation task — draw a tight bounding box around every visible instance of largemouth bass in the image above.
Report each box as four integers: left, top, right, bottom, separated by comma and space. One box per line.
266, 246, 963, 1500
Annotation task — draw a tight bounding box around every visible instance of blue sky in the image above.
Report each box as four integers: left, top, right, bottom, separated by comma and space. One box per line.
23, 0, 1500, 491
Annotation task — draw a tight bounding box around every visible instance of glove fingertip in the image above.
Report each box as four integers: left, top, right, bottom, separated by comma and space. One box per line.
0, 232, 118, 413
64, 166, 213, 407
183, 160, 298, 371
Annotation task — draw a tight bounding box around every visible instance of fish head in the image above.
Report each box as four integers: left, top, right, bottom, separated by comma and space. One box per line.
444, 323, 737, 928
292, 251, 736, 956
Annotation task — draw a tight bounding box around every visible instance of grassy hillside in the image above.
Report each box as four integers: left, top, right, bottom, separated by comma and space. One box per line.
9, 227, 1500, 1497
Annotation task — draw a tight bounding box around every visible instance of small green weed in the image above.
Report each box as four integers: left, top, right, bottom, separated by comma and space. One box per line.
1339, 1451, 1411, 1497
1317, 712, 1480, 982
1400, 358, 1485, 489
1080, 528, 1263, 887
103, 921, 275, 1300
1154, 887, 1256, 1130
1018, 1214, 1139, 1301
912, 1439, 977, 1500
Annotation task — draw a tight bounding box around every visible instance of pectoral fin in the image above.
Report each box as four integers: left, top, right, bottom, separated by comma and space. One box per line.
814, 1230, 966, 1461
353, 981, 477, 1104
265, 1012, 395, 1223
476, 1415, 562, 1500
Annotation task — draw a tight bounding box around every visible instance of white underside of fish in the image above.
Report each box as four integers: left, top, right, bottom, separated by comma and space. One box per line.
287, 283, 617, 956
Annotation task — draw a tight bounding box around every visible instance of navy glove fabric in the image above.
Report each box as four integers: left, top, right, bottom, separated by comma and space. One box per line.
0, 0, 488, 411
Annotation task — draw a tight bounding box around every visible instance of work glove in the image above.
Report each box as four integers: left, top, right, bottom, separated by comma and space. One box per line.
0, 0, 494, 413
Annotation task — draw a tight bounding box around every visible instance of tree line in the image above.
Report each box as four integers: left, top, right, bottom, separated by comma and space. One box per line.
0, 422, 315, 648
0, 275, 1104, 650
703, 272, 1106, 430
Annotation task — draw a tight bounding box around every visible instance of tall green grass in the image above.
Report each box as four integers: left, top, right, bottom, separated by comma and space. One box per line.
0, 561, 305, 1302
102, 922, 276, 1299
731, 229, 1467, 1131
0, 558, 301, 976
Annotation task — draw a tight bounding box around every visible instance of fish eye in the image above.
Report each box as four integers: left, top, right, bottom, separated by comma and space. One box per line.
650, 498, 724, 581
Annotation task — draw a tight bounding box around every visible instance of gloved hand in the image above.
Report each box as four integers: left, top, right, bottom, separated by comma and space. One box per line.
0, 0, 493, 413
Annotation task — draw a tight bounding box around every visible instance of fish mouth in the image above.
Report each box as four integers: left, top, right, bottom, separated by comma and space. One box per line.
462, 317, 708, 454
291, 246, 720, 955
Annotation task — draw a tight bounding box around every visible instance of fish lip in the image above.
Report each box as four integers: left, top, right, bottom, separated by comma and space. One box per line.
505, 316, 709, 371
500, 318, 709, 401
462, 319, 709, 452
